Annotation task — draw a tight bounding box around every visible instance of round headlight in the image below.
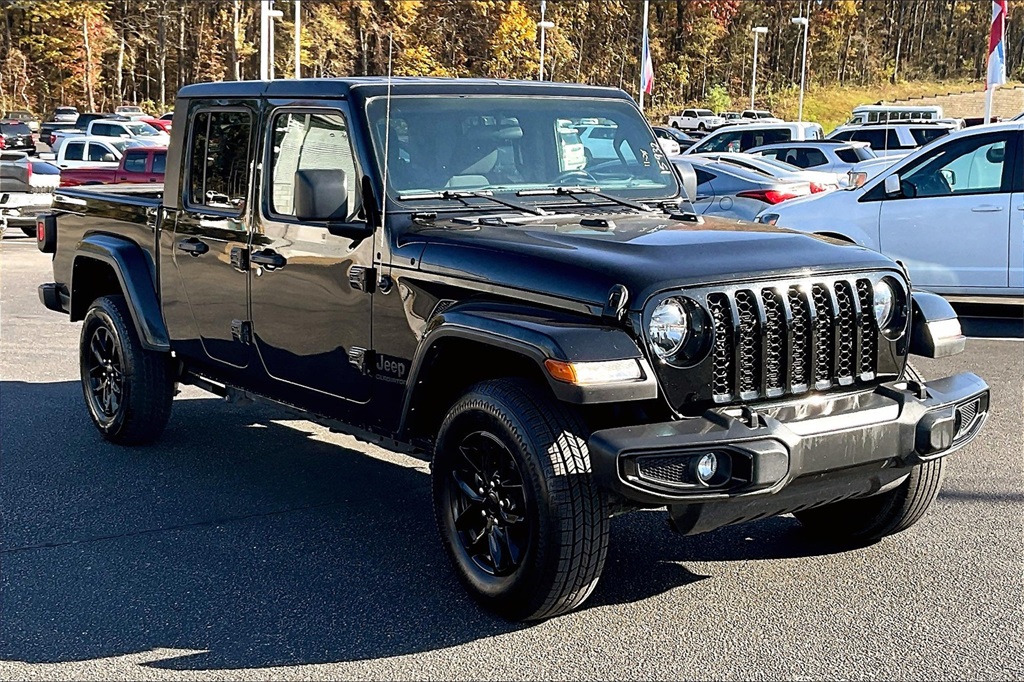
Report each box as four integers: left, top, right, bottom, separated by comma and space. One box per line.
649, 298, 690, 359
873, 279, 896, 330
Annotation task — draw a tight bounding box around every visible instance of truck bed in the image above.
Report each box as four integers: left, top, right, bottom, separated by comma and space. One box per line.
50, 184, 165, 298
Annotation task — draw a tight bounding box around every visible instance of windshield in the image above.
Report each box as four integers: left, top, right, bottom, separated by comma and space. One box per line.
365, 95, 678, 205
125, 122, 161, 136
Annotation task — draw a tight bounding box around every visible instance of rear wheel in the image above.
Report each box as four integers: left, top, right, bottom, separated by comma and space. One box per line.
795, 365, 945, 542
698, 122, 707, 131
432, 379, 609, 620
80, 295, 174, 445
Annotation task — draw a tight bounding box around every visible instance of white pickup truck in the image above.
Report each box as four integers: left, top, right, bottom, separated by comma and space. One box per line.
51, 118, 169, 154
758, 121, 1024, 298
666, 108, 726, 132
0, 151, 60, 237
44, 136, 160, 170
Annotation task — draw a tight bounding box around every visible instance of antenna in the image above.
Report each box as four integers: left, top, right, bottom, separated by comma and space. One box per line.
379, 33, 393, 260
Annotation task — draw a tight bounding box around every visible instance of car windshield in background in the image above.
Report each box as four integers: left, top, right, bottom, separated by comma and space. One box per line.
365, 96, 678, 204
1, 122, 32, 135
126, 122, 161, 136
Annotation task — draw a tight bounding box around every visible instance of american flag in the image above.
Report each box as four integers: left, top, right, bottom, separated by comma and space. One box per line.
987, 0, 1007, 88
640, 10, 654, 95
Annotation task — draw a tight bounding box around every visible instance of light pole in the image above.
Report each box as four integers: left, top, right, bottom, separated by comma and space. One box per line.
261, 0, 284, 80
538, 1, 554, 81
294, 0, 301, 79
750, 26, 768, 110
791, 16, 808, 122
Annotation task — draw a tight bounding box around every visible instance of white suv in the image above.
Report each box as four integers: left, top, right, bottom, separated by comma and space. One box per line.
826, 122, 957, 157
758, 122, 1024, 297
683, 121, 824, 155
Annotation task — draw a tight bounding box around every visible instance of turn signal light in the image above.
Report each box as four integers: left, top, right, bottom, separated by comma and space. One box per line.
544, 358, 642, 385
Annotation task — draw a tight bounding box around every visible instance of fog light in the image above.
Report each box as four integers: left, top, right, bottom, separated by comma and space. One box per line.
696, 453, 718, 482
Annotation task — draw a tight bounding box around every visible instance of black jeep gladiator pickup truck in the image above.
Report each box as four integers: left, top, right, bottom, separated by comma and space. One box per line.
37, 78, 989, 620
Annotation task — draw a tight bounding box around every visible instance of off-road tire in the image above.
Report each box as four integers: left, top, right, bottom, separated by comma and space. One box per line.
432, 379, 609, 621
795, 365, 945, 542
80, 295, 174, 445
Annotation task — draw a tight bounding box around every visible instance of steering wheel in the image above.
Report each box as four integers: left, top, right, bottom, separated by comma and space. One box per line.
553, 169, 598, 185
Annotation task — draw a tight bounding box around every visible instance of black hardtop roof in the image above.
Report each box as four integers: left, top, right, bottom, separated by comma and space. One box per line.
177, 77, 632, 101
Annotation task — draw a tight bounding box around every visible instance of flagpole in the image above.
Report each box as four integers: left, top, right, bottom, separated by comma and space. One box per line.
639, 0, 650, 111
985, 0, 1007, 124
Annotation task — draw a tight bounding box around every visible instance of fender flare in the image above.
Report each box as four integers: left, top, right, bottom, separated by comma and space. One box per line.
909, 290, 965, 358
399, 302, 658, 432
72, 234, 170, 351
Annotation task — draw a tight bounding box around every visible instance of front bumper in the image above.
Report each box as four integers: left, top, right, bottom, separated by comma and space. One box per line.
589, 372, 989, 515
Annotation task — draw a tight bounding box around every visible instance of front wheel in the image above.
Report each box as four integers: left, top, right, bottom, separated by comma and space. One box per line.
432, 379, 609, 620
795, 365, 945, 543
80, 295, 174, 445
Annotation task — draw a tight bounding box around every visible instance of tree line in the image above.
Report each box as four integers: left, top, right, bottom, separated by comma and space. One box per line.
1, 0, 1020, 118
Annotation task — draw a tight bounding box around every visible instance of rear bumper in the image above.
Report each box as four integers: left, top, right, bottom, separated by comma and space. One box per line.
589, 372, 989, 513
38, 283, 69, 314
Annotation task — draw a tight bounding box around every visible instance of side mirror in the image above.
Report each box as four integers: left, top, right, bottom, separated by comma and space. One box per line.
883, 173, 902, 197
101, 153, 116, 162
294, 168, 373, 240
295, 168, 349, 221
674, 161, 698, 203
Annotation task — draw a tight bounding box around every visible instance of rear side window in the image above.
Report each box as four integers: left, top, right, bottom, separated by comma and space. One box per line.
910, 128, 950, 146
123, 151, 147, 173
188, 109, 252, 211
850, 128, 903, 150
152, 151, 166, 174
91, 123, 117, 137
64, 142, 84, 161
694, 168, 716, 186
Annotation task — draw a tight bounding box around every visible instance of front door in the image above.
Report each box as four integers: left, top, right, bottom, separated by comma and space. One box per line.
249, 106, 374, 403
171, 105, 258, 368
877, 130, 1017, 290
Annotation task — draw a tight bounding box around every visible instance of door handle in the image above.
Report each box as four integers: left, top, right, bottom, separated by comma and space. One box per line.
250, 248, 287, 269
971, 205, 1004, 213
177, 237, 209, 257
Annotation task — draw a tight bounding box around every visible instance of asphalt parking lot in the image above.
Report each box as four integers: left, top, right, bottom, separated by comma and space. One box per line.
1, 234, 1021, 680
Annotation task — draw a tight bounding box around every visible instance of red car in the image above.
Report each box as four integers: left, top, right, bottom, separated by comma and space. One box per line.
142, 117, 172, 133
59, 146, 166, 187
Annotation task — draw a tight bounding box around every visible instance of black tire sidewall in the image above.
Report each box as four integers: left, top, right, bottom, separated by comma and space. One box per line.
80, 299, 134, 437
433, 388, 568, 617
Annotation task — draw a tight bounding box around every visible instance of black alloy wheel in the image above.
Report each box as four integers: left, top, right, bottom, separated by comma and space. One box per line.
446, 430, 532, 577
79, 295, 174, 445
84, 324, 125, 425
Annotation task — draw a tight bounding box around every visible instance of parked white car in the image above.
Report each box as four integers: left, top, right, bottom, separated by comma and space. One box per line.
86, 118, 169, 145
757, 122, 1024, 297
48, 136, 158, 170
683, 121, 824, 155
741, 109, 783, 122
667, 108, 726, 132
747, 140, 876, 179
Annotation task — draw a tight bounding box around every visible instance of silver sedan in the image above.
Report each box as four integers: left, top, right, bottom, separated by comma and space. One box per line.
672, 156, 812, 221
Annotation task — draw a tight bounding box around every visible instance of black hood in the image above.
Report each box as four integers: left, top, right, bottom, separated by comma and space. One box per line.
409, 212, 897, 311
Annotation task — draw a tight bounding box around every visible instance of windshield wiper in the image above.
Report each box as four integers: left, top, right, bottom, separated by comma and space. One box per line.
516, 185, 654, 213
397, 189, 548, 216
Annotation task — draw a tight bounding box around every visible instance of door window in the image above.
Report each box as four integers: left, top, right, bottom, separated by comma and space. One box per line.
152, 151, 166, 174
64, 142, 84, 161
897, 133, 1012, 198
267, 110, 361, 221
187, 110, 252, 212
88, 143, 114, 162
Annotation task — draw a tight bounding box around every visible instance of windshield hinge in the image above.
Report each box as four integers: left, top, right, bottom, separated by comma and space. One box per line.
603, 284, 630, 321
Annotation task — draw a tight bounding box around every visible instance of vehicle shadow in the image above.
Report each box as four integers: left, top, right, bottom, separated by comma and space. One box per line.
0, 379, 860, 670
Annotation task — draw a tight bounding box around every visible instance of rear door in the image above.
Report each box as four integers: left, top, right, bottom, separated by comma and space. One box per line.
170, 105, 258, 368
249, 105, 374, 403
877, 130, 1017, 289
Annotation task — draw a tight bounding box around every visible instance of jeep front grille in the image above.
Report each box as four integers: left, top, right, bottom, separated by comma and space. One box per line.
706, 277, 880, 402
